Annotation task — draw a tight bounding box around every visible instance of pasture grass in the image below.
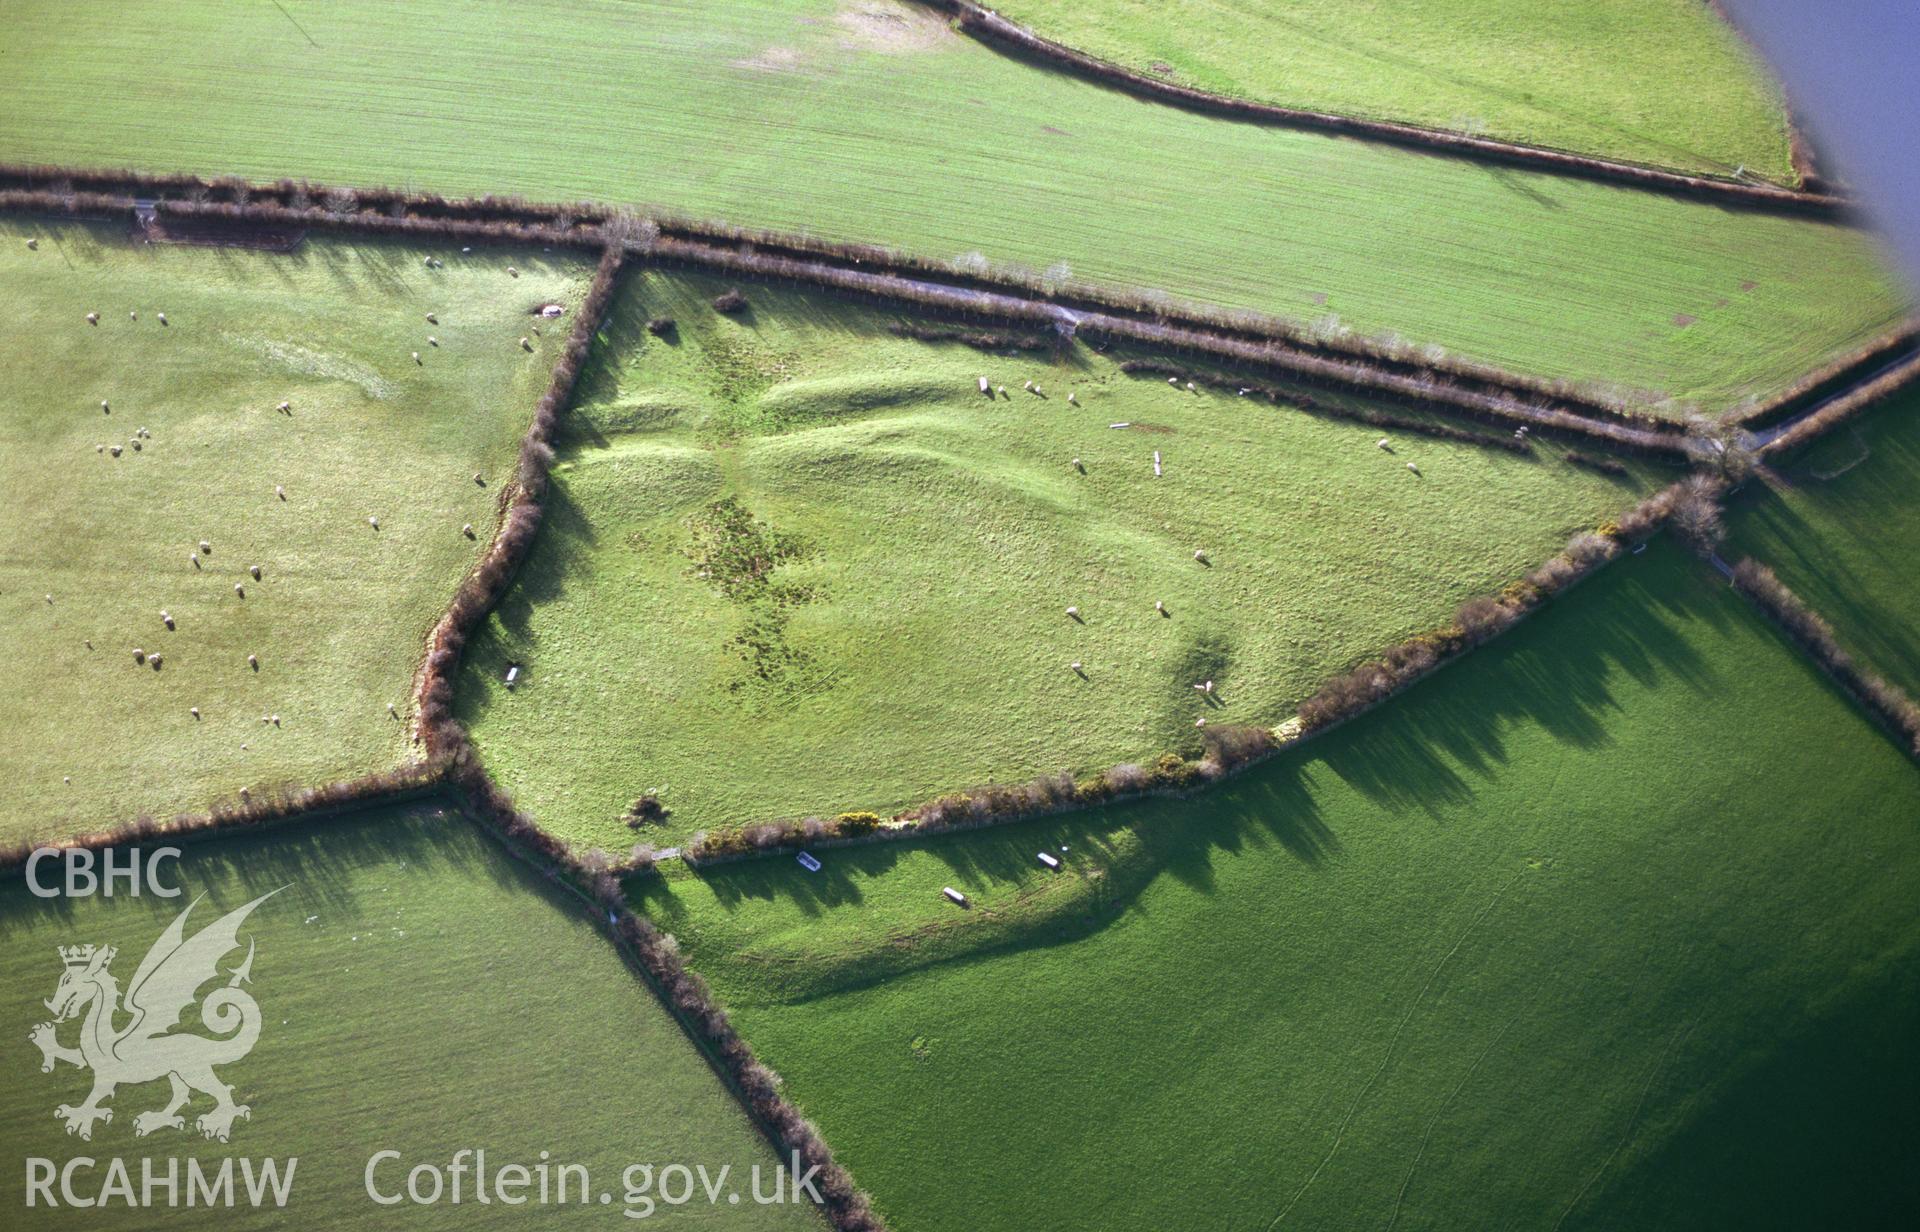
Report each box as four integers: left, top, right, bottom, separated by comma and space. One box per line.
457, 268, 1659, 850
631, 540, 1920, 1231
0, 217, 588, 842
0, 800, 823, 1229
0, 0, 1902, 409
995, 0, 1797, 183
1729, 390, 1920, 695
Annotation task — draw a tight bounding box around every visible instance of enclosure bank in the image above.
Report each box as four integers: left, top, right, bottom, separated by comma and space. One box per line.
25, 1155, 297, 1210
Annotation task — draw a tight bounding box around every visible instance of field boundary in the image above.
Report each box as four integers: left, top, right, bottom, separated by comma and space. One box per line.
0, 164, 1724, 444
1730, 559, 1920, 758
1756, 351, 1920, 457
908, 0, 1844, 215
678, 482, 1695, 866
1727, 320, 1920, 431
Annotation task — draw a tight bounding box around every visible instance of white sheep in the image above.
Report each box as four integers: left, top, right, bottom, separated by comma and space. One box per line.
1195, 716, 1208, 728
1023, 380, 1033, 391
160, 610, 173, 628
426, 312, 438, 324
1193, 549, 1208, 562
1406, 462, 1420, 475
86, 312, 98, 324
278, 401, 291, 413
190, 707, 200, 719
26, 238, 37, 250
1066, 392, 1078, 405
519, 337, 532, 351
368, 515, 380, 529
129, 311, 138, 321
1154, 600, 1165, 614
1185, 381, 1195, 391
1167, 376, 1178, 386
1071, 457, 1084, 473
147, 653, 162, 669
276, 485, 287, 499
248, 654, 258, 669
978, 376, 990, 394
189, 555, 199, 568
412, 351, 422, 364
95, 444, 104, 454
101, 400, 110, 413
1376, 438, 1391, 451
387, 702, 397, 715
473, 472, 484, 484
133, 648, 146, 664
428, 336, 438, 346
234, 583, 245, 598
109, 445, 123, 457
462, 523, 475, 537
507, 266, 519, 277
157, 312, 168, 325
1066, 606, 1079, 619
249, 564, 262, 580
199, 540, 211, 554
1070, 661, 1083, 673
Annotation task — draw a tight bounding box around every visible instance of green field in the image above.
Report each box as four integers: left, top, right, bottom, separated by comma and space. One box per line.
0, 217, 587, 843
0, 0, 1902, 409
0, 801, 823, 1229
632, 541, 1920, 1231
456, 268, 1659, 850
1729, 391, 1920, 696
995, 0, 1796, 183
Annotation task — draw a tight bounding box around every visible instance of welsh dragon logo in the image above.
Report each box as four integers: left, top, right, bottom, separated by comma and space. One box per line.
28, 890, 281, 1143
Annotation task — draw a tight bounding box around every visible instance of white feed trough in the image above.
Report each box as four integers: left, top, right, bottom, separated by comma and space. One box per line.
942, 886, 969, 907
1037, 852, 1061, 870
796, 852, 822, 873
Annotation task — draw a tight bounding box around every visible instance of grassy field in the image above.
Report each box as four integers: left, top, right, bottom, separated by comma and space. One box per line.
1728, 391, 1920, 696
995, 0, 1797, 183
0, 0, 1903, 410
632, 540, 1920, 1231
0, 801, 823, 1229
456, 268, 1660, 851
0, 217, 587, 843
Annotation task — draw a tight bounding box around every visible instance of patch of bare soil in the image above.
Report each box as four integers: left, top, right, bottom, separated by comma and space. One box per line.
834, 1, 950, 54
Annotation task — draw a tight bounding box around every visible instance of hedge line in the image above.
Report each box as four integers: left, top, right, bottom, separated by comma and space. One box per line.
680, 481, 1697, 867
909, 0, 1846, 216
2, 161, 1701, 430
1761, 352, 1920, 457
1730, 560, 1920, 759
1726, 320, 1920, 431
684, 726, 1277, 863
0, 761, 447, 872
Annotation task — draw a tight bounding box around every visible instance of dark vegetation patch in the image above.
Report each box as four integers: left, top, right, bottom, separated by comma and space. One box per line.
685, 498, 816, 696
886, 321, 1055, 352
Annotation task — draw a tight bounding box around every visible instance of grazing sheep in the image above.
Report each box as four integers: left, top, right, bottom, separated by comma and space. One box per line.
64, 776, 71, 784
462, 247, 472, 254
1067, 392, 1078, 405
248, 654, 258, 670
979, 376, 991, 394
271, 715, 280, 727
157, 312, 168, 325
1154, 600, 1166, 615
1406, 462, 1421, 475
530, 325, 541, 337
1195, 716, 1208, 728
1376, 438, 1391, 451
95, 444, 104, 454
260, 715, 270, 725
1167, 376, 1178, 386
131, 439, 141, 452
1023, 380, 1033, 391
412, 351, 422, 364
249, 564, 261, 580
387, 702, 397, 716
1194, 549, 1209, 562
109, 445, 122, 457
189, 555, 199, 568
519, 337, 532, 351
1071, 457, 1084, 473
101, 400, 110, 413
276, 485, 287, 500
86, 312, 98, 325
462, 523, 475, 538
234, 583, 245, 598
190, 707, 200, 719
160, 610, 173, 629
133, 649, 146, 664
425, 312, 438, 324
278, 401, 291, 413
473, 472, 484, 485
147, 654, 162, 670
44, 593, 53, 605
1066, 606, 1080, 619
996, 386, 1006, 397
428, 336, 438, 346
137, 427, 149, 439
27, 238, 38, 250
368, 515, 380, 529
199, 540, 211, 554
1070, 661, 1084, 674
129, 311, 137, 321
507, 266, 519, 277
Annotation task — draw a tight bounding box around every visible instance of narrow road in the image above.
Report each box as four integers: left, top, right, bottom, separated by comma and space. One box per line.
1747, 343, 1920, 449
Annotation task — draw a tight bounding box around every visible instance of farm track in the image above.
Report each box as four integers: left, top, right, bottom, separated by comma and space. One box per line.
910, 0, 1846, 218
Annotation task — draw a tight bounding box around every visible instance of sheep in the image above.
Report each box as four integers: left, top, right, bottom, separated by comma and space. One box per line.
27, 238, 38, 250
160, 610, 173, 629
147, 654, 163, 669
133, 648, 146, 664
473, 472, 484, 485
64, 776, 71, 784
1066, 606, 1080, 620
1023, 380, 1033, 391
44, 593, 54, 605
507, 266, 519, 277
1195, 716, 1208, 728
248, 654, 258, 670
428, 336, 439, 347
190, 707, 200, 719
519, 337, 532, 351
234, 583, 245, 598
101, 400, 110, 413
368, 515, 380, 529
462, 523, 475, 538
1185, 381, 1196, 391
249, 564, 262, 580
461, 247, 472, 254
978, 376, 991, 394
425, 312, 438, 324
530, 324, 541, 337
1376, 438, 1392, 451
387, 702, 398, 716
1071, 457, 1084, 473
1070, 661, 1084, 674
996, 386, 1006, 397
131, 439, 142, 452
1406, 462, 1421, 475
95, 445, 104, 454
157, 312, 168, 325
412, 351, 422, 364
260, 714, 270, 725
278, 401, 291, 413
1167, 376, 1178, 386
109, 445, 122, 457
275, 485, 287, 500
189, 554, 199, 568
86, 312, 99, 325
1033, 385, 1043, 397
137, 427, 150, 439
1193, 549, 1208, 562
1155, 600, 1166, 615
129, 311, 138, 321
271, 715, 281, 727
1066, 392, 1078, 406
199, 540, 211, 554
